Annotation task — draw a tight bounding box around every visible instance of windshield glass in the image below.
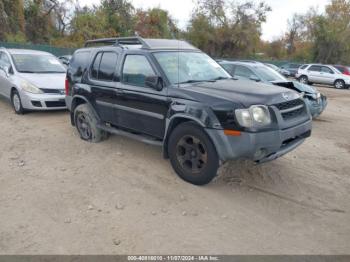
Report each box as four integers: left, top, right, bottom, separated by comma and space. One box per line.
12, 54, 66, 73
255, 66, 287, 82
153, 52, 230, 84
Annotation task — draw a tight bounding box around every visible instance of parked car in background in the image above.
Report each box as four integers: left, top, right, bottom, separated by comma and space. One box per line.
333, 65, 350, 76
296, 64, 350, 89
219, 61, 327, 118
265, 63, 290, 76
280, 63, 302, 77
58, 55, 72, 67
65, 37, 312, 185
0, 48, 67, 114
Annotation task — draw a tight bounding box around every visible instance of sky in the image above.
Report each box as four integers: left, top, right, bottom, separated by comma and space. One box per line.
79, 0, 330, 41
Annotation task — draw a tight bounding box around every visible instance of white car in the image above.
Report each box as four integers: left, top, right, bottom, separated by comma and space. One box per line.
296, 64, 350, 89
0, 48, 67, 114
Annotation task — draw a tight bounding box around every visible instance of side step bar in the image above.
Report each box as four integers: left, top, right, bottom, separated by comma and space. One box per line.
97, 124, 163, 147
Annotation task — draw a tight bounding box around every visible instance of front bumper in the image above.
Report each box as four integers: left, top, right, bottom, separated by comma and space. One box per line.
20, 91, 67, 110
305, 95, 328, 118
206, 119, 312, 163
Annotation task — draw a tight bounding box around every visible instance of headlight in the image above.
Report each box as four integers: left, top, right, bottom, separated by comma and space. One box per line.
21, 80, 43, 94
235, 105, 271, 128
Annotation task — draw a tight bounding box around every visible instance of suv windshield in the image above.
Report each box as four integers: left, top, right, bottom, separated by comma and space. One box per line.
153, 52, 230, 84
255, 66, 287, 82
11, 54, 66, 73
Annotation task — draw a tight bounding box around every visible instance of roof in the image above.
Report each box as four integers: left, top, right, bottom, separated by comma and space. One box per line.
84, 37, 198, 50
4, 48, 54, 56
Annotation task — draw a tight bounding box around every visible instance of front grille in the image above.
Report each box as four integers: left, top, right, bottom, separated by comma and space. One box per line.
274, 99, 304, 111
40, 88, 65, 94
45, 100, 66, 108
274, 99, 306, 120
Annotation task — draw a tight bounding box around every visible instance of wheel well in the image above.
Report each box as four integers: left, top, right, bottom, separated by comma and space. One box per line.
334, 79, 345, 84
70, 97, 86, 126
163, 117, 199, 159
10, 87, 17, 96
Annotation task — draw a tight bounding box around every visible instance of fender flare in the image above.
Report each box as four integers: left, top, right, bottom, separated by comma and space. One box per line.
162, 114, 208, 159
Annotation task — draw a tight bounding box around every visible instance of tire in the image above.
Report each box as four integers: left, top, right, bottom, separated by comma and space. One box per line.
11, 90, 25, 115
334, 79, 345, 89
74, 104, 109, 143
299, 75, 308, 84
168, 122, 219, 186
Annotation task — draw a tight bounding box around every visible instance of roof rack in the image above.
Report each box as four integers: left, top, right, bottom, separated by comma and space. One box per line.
84, 36, 150, 49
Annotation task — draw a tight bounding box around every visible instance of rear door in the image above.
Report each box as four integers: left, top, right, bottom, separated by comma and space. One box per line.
307, 65, 322, 83
115, 53, 169, 139
88, 51, 120, 125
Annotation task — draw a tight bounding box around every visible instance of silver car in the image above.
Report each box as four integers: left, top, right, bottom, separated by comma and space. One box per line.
296, 64, 350, 89
0, 48, 67, 114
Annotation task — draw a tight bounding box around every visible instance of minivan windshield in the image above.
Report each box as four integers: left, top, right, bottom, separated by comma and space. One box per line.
255, 66, 287, 82
153, 52, 231, 85
11, 54, 66, 73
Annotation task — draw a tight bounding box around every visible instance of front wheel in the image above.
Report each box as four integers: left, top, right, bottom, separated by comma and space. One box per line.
74, 104, 109, 143
11, 90, 25, 115
168, 122, 219, 186
334, 80, 345, 89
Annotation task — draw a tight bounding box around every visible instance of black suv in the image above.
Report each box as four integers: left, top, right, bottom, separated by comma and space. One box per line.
65, 37, 312, 185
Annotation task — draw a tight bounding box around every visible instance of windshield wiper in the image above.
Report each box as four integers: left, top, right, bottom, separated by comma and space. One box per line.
210, 76, 237, 81
177, 79, 216, 84
19, 70, 37, 73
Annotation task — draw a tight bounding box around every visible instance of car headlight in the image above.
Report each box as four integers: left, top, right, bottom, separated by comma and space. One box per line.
21, 80, 43, 94
235, 105, 271, 128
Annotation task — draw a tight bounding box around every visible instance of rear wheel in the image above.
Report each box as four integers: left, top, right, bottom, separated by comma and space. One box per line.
11, 90, 25, 115
74, 104, 108, 143
334, 79, 345, 89
168, 122, 219, 186
299, 75, 308, 84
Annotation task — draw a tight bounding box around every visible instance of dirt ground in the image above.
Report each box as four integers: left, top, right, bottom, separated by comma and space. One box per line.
0, 86, 349, 255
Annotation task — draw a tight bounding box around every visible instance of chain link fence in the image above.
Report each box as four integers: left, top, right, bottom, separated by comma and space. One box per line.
0, 42, 76, 57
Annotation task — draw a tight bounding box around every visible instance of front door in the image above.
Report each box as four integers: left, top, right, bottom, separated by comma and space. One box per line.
0, 51, 13, 98
116, 54, 169, 139
308, 65, 322, 83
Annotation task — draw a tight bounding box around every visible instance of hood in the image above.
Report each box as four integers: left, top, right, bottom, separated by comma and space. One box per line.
19, 73, 66, 90
178, 79, 300, 107
271, 80, 317, 94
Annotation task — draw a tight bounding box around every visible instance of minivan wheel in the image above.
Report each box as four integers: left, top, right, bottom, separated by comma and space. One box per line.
74, 104, 109, 143
299, 75, 308, 84
334, 79, 345, 89
11, 90, 25, 115
168, 122, 219, 186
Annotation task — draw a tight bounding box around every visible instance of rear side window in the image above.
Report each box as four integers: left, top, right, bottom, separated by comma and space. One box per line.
90, 52, 118, 81
70, 51, 90, 79
122, 55, 155, 87
309, 65, 321, 72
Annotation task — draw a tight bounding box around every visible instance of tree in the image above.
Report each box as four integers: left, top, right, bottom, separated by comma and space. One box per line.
186, 0, 271, 58
135, 8, 178, 38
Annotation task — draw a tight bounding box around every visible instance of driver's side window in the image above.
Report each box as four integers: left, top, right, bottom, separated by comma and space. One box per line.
122, 55, 155, 87
234, 65, 256, 79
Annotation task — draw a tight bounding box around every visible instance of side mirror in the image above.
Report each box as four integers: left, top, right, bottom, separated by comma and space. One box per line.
249, 75, 261, 82
145, 76, 163, 91
0, 65, 10, 77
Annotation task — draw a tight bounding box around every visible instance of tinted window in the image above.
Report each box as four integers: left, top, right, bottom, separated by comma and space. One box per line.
122, 55, 155, 87
234, 65, 256, 78
98, 52, 118, 81
309, 65, 321, 72
91, 53, 102, 79
321, 66, 333, 74
300, 65, 308, 70
71, 51, 90, 78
